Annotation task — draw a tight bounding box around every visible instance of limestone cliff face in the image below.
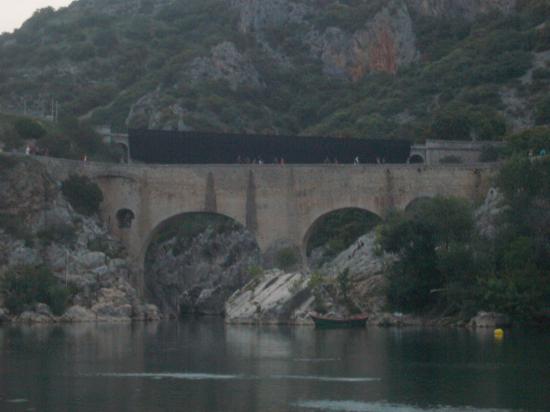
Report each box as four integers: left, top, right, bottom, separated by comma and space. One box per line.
309, 1, 418, 79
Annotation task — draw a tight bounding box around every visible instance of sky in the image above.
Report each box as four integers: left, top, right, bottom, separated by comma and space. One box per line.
1, 0, 73, 33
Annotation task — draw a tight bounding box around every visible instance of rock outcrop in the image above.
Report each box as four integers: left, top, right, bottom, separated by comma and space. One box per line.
225, 270, 312, 324
226, 232, 396, 325
0, 156, 160, 323
145, 222, 261, 317
188, 42, 264, 91
469, 311, 511, 328
475, 188, 507, 239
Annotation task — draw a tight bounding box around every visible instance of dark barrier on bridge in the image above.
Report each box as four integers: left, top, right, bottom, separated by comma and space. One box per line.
129, 129, 412, 164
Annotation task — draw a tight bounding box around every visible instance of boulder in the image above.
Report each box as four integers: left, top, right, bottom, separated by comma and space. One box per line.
92, 303, 133, 320
133, 304, 161, 321
77, 252, 106, 270
34, 303, 53, 317
61, 305, 97, 322
16, 310, 55, 323
469, 311, 511, 328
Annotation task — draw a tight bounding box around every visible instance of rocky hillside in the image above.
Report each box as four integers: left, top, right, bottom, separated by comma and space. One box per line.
0, 155, 159, 323
0, 0, 548, 140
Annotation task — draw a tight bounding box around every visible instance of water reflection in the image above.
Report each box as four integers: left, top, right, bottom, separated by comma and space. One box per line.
0, 320, 548, 412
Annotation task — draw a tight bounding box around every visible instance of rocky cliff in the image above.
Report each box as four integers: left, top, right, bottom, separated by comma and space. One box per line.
145, 216, 261, 317
0, 155, 159, 323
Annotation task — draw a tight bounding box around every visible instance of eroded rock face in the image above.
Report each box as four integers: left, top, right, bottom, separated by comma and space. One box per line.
306, 1, 418, 79
145, 226, 261, 317
188, 42, 264, 90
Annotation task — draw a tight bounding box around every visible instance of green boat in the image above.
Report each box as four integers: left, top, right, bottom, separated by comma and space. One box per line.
310, 313, 368, 329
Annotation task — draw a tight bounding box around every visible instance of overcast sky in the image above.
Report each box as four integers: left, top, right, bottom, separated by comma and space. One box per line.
1, 1, 73, 33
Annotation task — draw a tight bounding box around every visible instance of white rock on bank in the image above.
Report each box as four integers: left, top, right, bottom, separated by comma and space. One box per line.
16, 310, 55, 323
225, 270, 313, 325
78, 252, 106, 270
469, 311, 511, 328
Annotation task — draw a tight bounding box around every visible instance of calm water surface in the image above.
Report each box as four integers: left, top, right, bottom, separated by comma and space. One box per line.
0, 319, 548, 412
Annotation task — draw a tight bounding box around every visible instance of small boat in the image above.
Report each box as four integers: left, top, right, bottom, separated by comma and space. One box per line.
309, 313, 368, 329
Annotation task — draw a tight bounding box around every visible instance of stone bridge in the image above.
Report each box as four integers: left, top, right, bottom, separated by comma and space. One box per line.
37, 158, 497, 290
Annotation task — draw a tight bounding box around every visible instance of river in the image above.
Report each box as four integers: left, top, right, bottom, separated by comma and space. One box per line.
0, 320, 548, 411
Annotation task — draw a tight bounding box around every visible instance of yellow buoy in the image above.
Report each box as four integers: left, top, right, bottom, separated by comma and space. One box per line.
494, 328, 504, 339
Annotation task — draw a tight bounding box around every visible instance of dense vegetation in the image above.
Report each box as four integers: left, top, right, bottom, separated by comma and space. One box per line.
0, 265, 73, 316
0, 114, 121, 161
377, 127, 550, 321
0, 1, 548, 139
61, 174, 104, 216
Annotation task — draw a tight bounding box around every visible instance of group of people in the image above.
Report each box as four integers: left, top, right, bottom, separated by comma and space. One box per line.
236, 156, 284, 165
235, 155, 370, 165
25, 144, 48, 157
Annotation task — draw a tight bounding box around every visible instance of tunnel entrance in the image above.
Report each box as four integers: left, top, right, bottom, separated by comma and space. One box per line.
304, 208, 382, 268
144, 213, 261, 318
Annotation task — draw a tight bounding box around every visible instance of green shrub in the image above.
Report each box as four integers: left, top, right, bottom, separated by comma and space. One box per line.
37, 224, 77, 246
247, 265, 264, 279
275, 247, 300, 271
0, 213, 31, 241
14, 118, 46, 140
0, 265, 73, 315
61, 175, 103, 216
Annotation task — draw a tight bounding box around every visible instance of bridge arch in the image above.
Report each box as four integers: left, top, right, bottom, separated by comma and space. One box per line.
302, 207, 383, 266
141, 211, 254, 266
408, 154, 425, 164
142, 211, 261, 316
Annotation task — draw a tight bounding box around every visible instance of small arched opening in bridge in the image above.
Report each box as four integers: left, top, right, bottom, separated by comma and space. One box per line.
116, 208, 135, 229
303, 208, 383, 269
408, 154, 425, 164
143, 212, 261, 319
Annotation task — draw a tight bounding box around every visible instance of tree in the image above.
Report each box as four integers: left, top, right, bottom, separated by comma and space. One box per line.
61, 175, 104, 216
377, 197, 475, 312
14, 118, 46, 140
